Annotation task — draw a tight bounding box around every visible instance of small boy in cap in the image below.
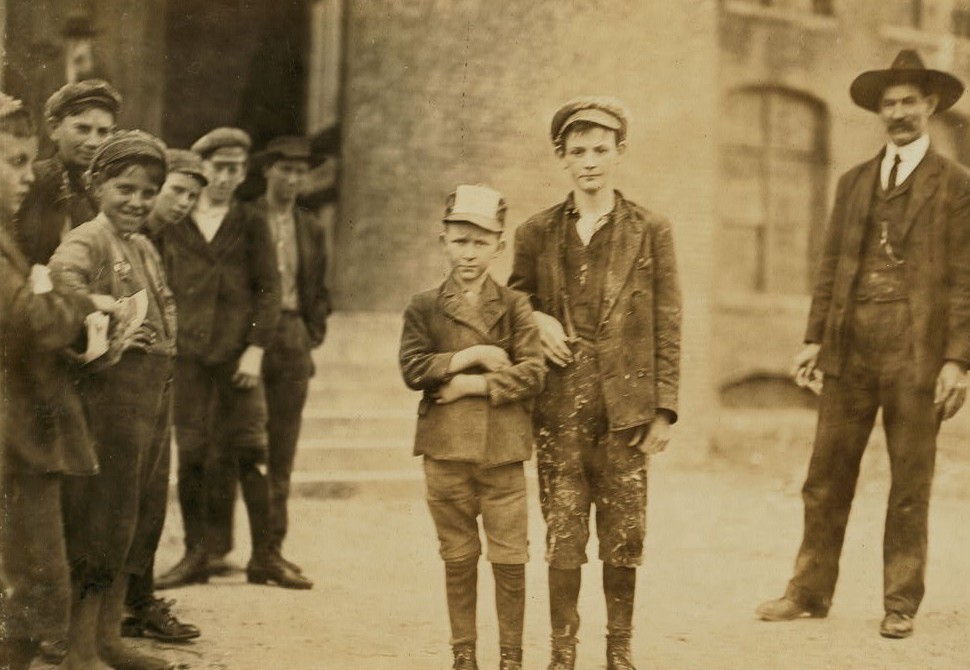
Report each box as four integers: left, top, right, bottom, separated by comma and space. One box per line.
509, 97, 682, 670
399, 185, 546, 670
17, 79, 121, 264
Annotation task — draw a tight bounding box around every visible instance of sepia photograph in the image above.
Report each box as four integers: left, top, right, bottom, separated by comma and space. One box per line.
1, 1, 969, 669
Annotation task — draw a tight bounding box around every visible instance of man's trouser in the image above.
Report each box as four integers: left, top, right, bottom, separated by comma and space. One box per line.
786, 300, 939, 616
263, 312, 313, 554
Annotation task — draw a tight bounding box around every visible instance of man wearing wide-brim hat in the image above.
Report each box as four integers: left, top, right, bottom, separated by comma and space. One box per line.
756, 50, 970, 640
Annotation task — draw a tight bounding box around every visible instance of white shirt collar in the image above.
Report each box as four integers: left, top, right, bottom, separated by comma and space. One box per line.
881, 134, 930, 189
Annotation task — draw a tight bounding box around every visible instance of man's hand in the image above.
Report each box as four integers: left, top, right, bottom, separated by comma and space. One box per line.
934, 361, 968, 420
232, 345, 265, 390
434, 374, 487, 404
534, 311, 574, 367
89, 293, 120, 313
792, 343, 822, 388
630, 413, 672, 455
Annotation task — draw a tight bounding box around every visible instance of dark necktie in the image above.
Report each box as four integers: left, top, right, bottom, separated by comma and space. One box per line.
887, 154, 901, 191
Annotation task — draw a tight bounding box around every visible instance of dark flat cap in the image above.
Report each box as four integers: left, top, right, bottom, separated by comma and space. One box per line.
44, 79, 122, 122
165, 148, 208, 186
850, 49, 964, 113
191, 127, 252, 158
87, 129, 167, 186
255, 135, 311, 165
550, 96, 629, 147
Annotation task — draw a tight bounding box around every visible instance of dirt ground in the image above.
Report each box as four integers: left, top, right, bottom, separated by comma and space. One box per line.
57, 445, 970, 670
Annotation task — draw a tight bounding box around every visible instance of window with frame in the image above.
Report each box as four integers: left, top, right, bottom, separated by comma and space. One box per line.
720, 87, 830, 295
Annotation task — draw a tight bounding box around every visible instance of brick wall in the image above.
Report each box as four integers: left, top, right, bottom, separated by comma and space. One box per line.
336, 1, 721, 447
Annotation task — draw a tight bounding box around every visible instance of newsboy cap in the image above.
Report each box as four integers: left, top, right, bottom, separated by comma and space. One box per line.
44, 79, 122, 123
443, 184, 507, 233
86, 129, 167, 187
191, 127, 252, 158
550, 96, 629, 147
850, 49, 964, 113
165, 148, 208, 186
255, 135, 312, 166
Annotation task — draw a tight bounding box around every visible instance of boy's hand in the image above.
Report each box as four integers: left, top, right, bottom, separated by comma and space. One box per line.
470, 344, 512, 372
631, 414, 672, 455
232, 345, 264, 390
534, 311, 574, 367
434, 374, 487, 404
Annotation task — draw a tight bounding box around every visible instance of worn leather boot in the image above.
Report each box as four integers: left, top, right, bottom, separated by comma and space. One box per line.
547, 567, 580, 670
606, 634, 636, 670
547, 632, 577, 670
451, 642, 478, 670
155, 545, 208, 590
247, 552, 313, 589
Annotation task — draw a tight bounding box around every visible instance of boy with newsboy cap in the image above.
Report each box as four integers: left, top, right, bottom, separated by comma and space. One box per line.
508, 97, 682, 670
17, 79, 121, 264
399, 185, 546, 670
247, 135, 331, 588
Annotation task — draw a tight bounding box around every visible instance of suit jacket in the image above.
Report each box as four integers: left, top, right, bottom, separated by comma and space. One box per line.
508, 191, 682, 430
16, 155, 99, 264
250, 198, 332, 347
0, 221, 97, 475
399, 274, 546, 467
805, 148, 970, 388
156, 201, 280, 365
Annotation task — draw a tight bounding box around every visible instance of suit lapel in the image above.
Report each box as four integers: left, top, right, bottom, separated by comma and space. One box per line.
438, 274, 505, 340
898, 150, 942, 242
600, 197, 644, 323
478, 276, 508, 334
843, 153, 882, 262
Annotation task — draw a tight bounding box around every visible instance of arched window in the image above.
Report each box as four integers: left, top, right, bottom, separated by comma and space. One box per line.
719, 87, 830, 295
931, 111, 970, 166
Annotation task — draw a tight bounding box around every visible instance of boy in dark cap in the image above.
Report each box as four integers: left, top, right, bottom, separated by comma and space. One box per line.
154, 127, 301, 590
508, 97, 682, 670
756, 50, 970, 640
16, 79, 121, 264
247, 135, 331, 588
119, 149, 209, 643
400, 185, 545, 670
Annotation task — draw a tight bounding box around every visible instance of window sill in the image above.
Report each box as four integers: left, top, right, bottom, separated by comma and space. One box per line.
722, 1, 840, 33
878, 24, 951, 49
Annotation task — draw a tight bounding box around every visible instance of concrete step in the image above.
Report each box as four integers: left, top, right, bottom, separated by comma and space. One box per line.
298, 406, 416, 443
294, 438, 415, 472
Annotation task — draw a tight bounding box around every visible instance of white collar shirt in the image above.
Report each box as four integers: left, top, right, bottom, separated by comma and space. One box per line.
881, 134, 930, 190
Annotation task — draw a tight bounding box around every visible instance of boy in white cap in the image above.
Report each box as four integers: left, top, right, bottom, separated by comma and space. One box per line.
399, 185, 546, 670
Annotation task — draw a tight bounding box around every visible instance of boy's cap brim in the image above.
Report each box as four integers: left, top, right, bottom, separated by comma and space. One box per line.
442, 214, 504, 233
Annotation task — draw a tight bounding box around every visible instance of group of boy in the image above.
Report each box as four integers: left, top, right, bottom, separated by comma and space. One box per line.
0, 78, 329, 670
400, 97, 682, 670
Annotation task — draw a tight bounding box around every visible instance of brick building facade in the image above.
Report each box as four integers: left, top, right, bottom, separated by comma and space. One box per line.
5, 0, 970, 443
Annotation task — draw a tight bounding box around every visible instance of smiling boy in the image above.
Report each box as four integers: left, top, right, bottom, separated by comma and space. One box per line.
399, 185, 545, 670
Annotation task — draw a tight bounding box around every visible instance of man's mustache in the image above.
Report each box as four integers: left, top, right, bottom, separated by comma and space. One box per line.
889, 120, 915, 132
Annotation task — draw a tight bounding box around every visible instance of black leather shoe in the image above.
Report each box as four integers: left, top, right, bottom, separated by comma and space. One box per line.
247, 554, 314, 590
756, 597, 828, 621
547, 637, 577, 670
452, 643, 478, 670
123, 597, 201, 642
155, 547, 209, 590
499, 646, 522, 670
274, 550, 305, 574
606, 635, 636, 670
880, 611, 914, 639
206, 554, 243, 577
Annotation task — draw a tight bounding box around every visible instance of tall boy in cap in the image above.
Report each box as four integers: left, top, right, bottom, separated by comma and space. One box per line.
508, 97, 682, 670
118, 149, 209, 643
247, 135, 331, 588
756, 50, 970, 639
153, 128, 293, 590
399, 185, 545, 670
17, 79, 121, 264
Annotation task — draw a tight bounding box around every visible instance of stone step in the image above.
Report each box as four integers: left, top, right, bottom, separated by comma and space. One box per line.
298, 406, 417, 443
294, 438, 416, 472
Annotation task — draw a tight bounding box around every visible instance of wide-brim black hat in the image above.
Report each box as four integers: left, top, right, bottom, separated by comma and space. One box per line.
850, 49, 964, 113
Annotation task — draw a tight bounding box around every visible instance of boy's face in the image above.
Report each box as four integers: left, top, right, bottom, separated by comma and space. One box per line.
0, 131, 38, 220
95, 164, 160, 234
440, 221, 505, 284
201, 147, 248, 205
264, 158, 309, 203
153, 172, 203, 225
49, 106, 115, 169
560, 126, 625, 195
